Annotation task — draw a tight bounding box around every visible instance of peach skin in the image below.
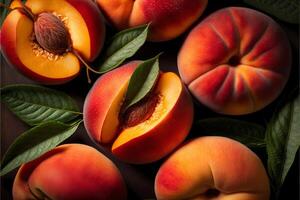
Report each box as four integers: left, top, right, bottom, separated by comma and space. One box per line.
13, 144, 127, 200
95, 0, 208, 41
155, 136, 270, 200
1, 0, 105, 84
178, 7, 291, 115
83, 61, 194, 164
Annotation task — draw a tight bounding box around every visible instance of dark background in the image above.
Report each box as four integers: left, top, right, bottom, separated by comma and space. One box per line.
1, 0, 299, 199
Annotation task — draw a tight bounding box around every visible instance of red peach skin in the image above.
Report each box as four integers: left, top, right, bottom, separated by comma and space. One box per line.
155, 136, 270, 200
13, 144, 127, 200
96, 0, 207, 41
178, 7, 291, 115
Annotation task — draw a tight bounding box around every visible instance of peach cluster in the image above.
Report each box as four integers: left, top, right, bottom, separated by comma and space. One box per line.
95, 0, 208, 41
13, 144, 127, 200
178, 7, 291, 115
1, 0, 105, 84
83, 61, 194, 164
155, 136, 270, 200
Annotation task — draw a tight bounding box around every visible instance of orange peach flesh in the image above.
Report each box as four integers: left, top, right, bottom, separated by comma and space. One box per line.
111, 72, 182, 150
155, 137, 270, 200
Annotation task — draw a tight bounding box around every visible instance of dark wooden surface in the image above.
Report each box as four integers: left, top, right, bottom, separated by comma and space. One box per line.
1, 1, 299, 199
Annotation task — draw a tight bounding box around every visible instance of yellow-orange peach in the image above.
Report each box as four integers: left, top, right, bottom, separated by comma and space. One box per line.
178, 7, 291, 115
13, 144, 127, 200
83, 61, 194, 164
95, 0, 207, 41
0, 0, 105, 84
155, 136, 270, 200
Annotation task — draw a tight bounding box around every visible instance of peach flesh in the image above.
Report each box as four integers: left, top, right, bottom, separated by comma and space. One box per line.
178, 7, 291, 115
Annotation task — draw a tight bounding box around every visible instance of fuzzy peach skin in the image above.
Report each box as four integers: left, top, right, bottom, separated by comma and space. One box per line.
83, 61, 194, 164
178, 7, 291, 115
155, 136, 270, 200
0, 0, 105, 84
95, 0, 207, 41
13, 144, 127, 200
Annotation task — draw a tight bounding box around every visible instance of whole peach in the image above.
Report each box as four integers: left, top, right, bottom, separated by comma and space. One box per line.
96, 0, 207, 41
13, 144, 127, 200
178, 7, 291, 115
155, 136, 270, 200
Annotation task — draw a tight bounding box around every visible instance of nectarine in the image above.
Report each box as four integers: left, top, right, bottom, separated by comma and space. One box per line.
155, 136, 270, 200
13, 144, 127, 200
95, 0, 208, 41
0, 0, 105, 84
178, 7, 291, 115
83, 61, 194, 164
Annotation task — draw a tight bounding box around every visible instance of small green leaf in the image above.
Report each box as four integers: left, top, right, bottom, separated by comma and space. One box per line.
244, 0, 299, 24
122, 53, 161, 113
0, 120, 82, 176
0, 0, 11, 26
195, 118, 266, 148
1, 84, 81, 126
98, 24, 149, 73
266, 95, 300, 192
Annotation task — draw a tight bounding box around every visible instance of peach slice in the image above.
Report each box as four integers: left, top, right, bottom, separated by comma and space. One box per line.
83, 61, 194, 164
1, 0, 105, 84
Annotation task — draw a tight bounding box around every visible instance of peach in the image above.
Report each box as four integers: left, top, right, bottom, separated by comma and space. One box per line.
155, 136, 270, 200
178, 7, 291, 115
95, 0, 207, 41
13, 144, 127, 200
0, 0, 105, 84
83, 61, 194, 164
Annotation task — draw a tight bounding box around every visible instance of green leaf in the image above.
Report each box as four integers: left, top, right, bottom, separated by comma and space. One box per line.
0, 0, 11, 26
195, 118, 266, 148
244, 0, 299, 24
0, 120, 82, 176
121, 53, 161, 113
98, 24, 149, 73
1, 84, 82, 126
266, 95, 300, 192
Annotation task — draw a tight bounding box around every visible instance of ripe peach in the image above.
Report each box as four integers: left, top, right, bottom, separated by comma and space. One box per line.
0, 0, 105, 84
155, 136, 270, 200
95, 0, 207, 41
178, 7, 291, 115
13, 144, 127, 200
83, 61, 194, 164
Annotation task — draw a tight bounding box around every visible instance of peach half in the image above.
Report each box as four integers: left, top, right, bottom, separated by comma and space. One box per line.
83, 61, 194, 164
95, 0, 207, 41
155, 136, 270, 200
178, 7, 291, 115
13, 144, 127, 200
0, 0, 105, 84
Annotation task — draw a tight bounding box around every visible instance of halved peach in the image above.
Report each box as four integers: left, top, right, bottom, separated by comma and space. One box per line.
0, 0, 105, 84
83, 61, 194, 164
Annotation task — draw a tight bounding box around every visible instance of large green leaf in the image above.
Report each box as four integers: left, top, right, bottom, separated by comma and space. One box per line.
1, 84, 81, 126
244, 0, 299, 24
98, 24, 149, 73
121, 54, 160, 113
266, 95, 300, 193
195, 118, 266, 148
0, 120, 82, 176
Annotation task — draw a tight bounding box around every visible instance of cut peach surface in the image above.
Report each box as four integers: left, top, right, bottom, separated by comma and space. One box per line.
178, 7, 291, 115
96, 0, 207, 41
0, 0, 105, 84
83, 61, 194, 164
